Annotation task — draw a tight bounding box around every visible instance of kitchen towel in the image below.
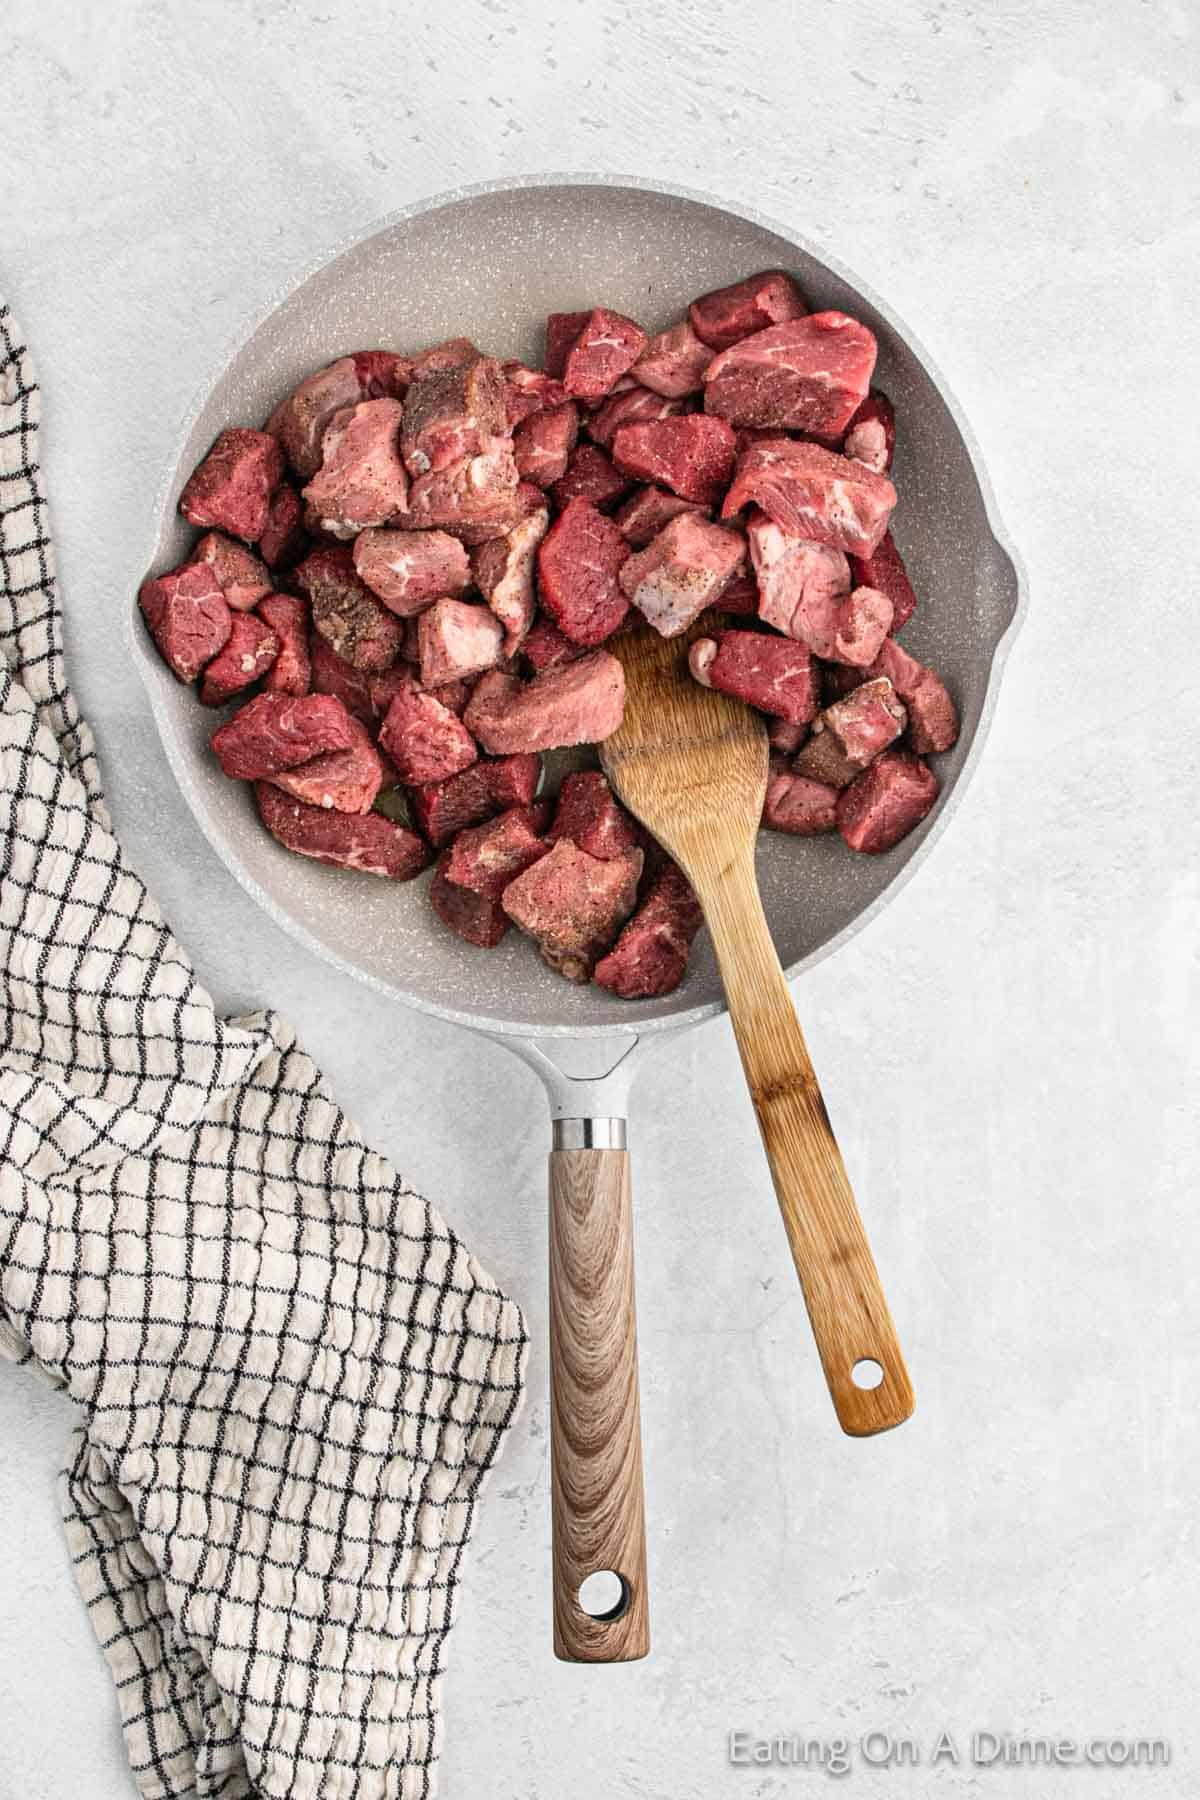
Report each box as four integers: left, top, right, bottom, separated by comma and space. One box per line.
0, 298, 527, 1800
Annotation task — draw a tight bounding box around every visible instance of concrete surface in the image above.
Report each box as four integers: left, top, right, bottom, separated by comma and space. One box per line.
1, 2, 1197, 1796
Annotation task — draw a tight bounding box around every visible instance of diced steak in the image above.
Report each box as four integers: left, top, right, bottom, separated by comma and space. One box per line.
521, 616, 582, 674
768, 716, 808, 755
301, 398, 408, 537
400, 441, 522, 541
471, 505, 550, 655
257, 485, 308, 569
717, 570, 760, 615
762, 764, 840, 835
417, 598, 506, 688
848, 529, 917, 634
611, 415, 736, 506
513, 402, 579, 487
547, 771, 640, 861
620, 512, 746, 638
211, 691, 357, 780
266, 714, 384, 814
409, 753, 541, 847
833, 586, 894, 667
703, 313, 877, 439
400, 352, 506, 476
689, 629, 818, 724
843, 389, 896, 473
308, 631, 376, 721
586, 384, 687, 451
868, 638, 959, 754
199, 613, 279, 706
544, 311, 590, 378
352, 527, 471, 614
352, 350, 413, 398
724, 438, 897, 557
548, 308, 647, 402
255, 781, 429, 878
445, 805, 550, 900
614, 485, 708, 548
793, 677, 906, 787
188, 533, 273, 611
430, 855, 510, 949
633, 320, 714, 397
258, 593, 312, 696
747, 509, 848, 632
537, 498, 631, 645
836, 751, 939, 853
593, 862, 703, 998
378, 677, 479, 786
139, 563, 232, 683
295, 546, 405, 672
502, 361, 568, 427
502, 838, 643, 982
266, 352, 410, 480
464, 649, 625, 754
180, 428, 283, 543
411, 337, 482, 377
551, 443, 632, 511
688, 269, 807, 351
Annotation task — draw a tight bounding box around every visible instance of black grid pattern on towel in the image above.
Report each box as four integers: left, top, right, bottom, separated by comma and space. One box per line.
0, 302, 527, 1800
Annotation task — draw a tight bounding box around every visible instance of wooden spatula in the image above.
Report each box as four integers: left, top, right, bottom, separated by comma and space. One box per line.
600, 621, 914, 1438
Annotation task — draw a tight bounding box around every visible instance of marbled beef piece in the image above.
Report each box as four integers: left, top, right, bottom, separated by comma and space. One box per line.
689, 629, 818, 725
502, 838, 643, 982
501, 361, 568, 427
445, 805, 551, 901
762, 762, 840, 835
409, 753, 541, 846
633, 320, 714, 398
544, 311, 591, 378
550, 443, 632, 512
400, 440, 523, 542
723, 438, 896, 557
411, 337, 482, 376
547, 771, 640, 862
464, 650, 625, 754
586, 384, 687, 451
837, 750, 939, 854
848, 529, 917, 634
266, 714, 384, 814
352, 527, 471, 615
748, 509, 849, 636
613, 485, 708, 548
257, 485, 308, 569
258, 594, 311, 696
199, 613, 279, 706
255, 781, 429, 878
594, 862, 703, 998
417, 599, 506, 688
794, 678, 907, 788
546, 308, 647, 401
211, 691, 357, 780
352, 350, 414, 397
717, 569, 760, 615
430, 855, 510, 948
400, 352, 506, 476
472, 505, 550, 655
301, 398, 408, 537
308, 631, 376, 721
189, 533, 273, 611
266, 352, 411, 480
619, 513, 746, 638
295, 546, 405, 672
833, 586, 894, 667
688, 269, 808, 351
513, 402, 579, 487
139, 563, 232, 682
611, 415, 736, 507
843, 389, 896, 473
180, 428, 283, 543
537, 498, 631, 645
378, 675, 478, 787
703, 313, 877, 439
521, 616, 582, 674
868, 638, 959, 754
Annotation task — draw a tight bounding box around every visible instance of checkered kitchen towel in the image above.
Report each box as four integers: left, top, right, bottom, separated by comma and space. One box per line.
0, 299, 527, 1799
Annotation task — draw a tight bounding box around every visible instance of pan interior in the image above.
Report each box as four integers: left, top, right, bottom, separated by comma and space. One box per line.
134, 180, 1018, 1038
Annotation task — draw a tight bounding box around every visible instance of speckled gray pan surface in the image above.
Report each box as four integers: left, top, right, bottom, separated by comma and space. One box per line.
132, 176, 1023, 1039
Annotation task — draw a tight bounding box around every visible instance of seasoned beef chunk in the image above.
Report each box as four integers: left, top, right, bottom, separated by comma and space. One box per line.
266, 352, 410, 480
688, 270, 807, 351
703, 313, 877, 438
748, 513, 892, 665
352, 527, 471, 614
502, 838, 643, 982
301, 398, 408, 537
633, 320, 714, 397
537, 498, 630, 645
266, 715, 384, 814
551, 443, 633, 511
547, 771, 640, 861
430, 856, 510, 948
211, 692, 358, 780
586, 384, 687, 451
308, 631, 376, 721
521, 616, 582, 674
400, 351, 506, 476
768, 716, 808, 755
295, 546, 405, 672
188, 533, 273, 611
689, 629, 818, 724
502, 361, 568, 427
848, 529, 917, 634
513, 402, 579, 487
762, 764, 840, 835
409, 753, 541, 847
445, 806, 550, 900
417, 599, 506, 688
724, 438, 897, 557
180, 428, 283, 543
619, 513, 746, 638
594, 862, 703, 998
400, 440, 522, 541
611, 415, 736, 506
868, 639, 959, 754
258, 594, 312, 697
255, 781, 429, 878
843, 389, 896, 473
464, 650, 625, 754
139, 563, 232, 682
257, 485, 307, 569
378, 676, 479, 786
793, 677, 906, 787
837, 750, 938, 853
717, 570, 760, 615
544, 311, 591, 378
352, 350, 413, 398
199, 613, 279, 706
471, 505, 550, 655
614, 485, 708, 548
547, 308, 647, 401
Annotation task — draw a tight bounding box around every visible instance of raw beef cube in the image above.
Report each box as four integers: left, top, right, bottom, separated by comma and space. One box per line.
768, 716, 808, 755
257, 485, 308, 569
521, 616, 582, 674
445, 805, 550, 900
843, 389, 896, 473
832, 586, 894, 668
848, 530, 917, 634
258, 593, 312, 697
547, 771, 640, 861
868, 639, 959, 754
352, 350, 413, 398
409, 753, 541, 847
295, 546, 405, 672
537, 498, 631, 645
723, 438, 897, 557
199, 613, 279, 705
593, 862, 703, 999
837, 751, 938, 853
464, 650, 625, 754
266, 352, 411, 480
189, 533, 273, 611
611, 415, 736, 506
513, 402, 579, 487
551, 443, 632, 511
430, 855, 509, 948
139, 563, 232, 682
748, 509, 851, 642
400, 352, 506, 476
717, 570, 760, 615
548, 308, 647, 402
302, 398, 408, 537
614, 485, 708, 548
688, 629, 818, 724
762, 764, 840, 835
586, 384, 687, 451
502, 361, 568, 427
471, 506, 550, 655
352, 527, 471, 614
401, 441, 522, 541
633, 320, 714, 398
688, 269, 807, 351
378, 677, 478, 786
618, 513, 746, 638
703, 313, 877, 438
308, 631, 376, 721
255, 782, 429, 878
794, 677, 906, 787
211, 691, 357, 780
180, 428, 283, 543
417, 598, 506, 688
501, 839, 643, 982
411, 337, 482, 376
266, 715, 384, 814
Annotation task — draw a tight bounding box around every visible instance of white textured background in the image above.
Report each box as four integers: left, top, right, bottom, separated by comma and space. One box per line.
1, 2, 1197, 1796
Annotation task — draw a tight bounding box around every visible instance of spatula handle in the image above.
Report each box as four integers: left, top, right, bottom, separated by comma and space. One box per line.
702, 850, 914, 1436
548, 1136, 650, 1661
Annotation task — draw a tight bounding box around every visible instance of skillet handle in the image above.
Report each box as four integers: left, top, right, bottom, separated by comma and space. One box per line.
548, 1122, 649, 1662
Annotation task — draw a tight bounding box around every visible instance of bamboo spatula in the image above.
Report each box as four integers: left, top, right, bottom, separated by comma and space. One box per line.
600, 622, 914, 1438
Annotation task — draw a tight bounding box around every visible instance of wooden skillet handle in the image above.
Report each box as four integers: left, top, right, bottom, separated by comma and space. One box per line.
549, 1129, 650, 1661
699, 846, 915, 1436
